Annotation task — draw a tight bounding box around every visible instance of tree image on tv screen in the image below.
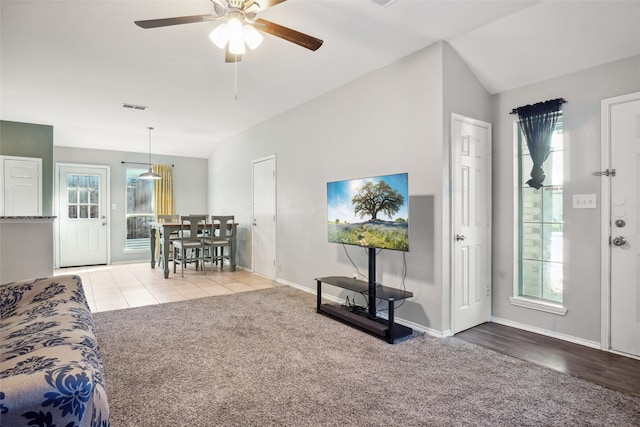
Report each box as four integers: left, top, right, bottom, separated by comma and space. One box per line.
327, 173, 409, 251
353, 181, 404, 222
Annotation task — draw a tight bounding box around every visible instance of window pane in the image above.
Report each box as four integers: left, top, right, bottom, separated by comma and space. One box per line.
543, 224, 563, 262
543, 187, 563, 223
80, 205, 88, 218
521, 260, 542, 298
522, 223, 542, 259
78, 175, 88, 187
127, 216, 153, 239
521, 154, 533, 185
545, 150, 563, 186
68, 205, 77, 219
89, 176, 99, 189
79, 189, 88, 204
522, 188, 542, 222
90, 205, 98, 219
542, 262, 563, 302
68, 175, 78, 188
90, 190, 99, 204
68, 190, 77, 204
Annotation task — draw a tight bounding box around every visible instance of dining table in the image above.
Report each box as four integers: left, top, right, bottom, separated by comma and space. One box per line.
149, 221, 237, 278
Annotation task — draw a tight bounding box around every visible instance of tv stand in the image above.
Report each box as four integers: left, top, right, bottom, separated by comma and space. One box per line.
315, 276, 413, 343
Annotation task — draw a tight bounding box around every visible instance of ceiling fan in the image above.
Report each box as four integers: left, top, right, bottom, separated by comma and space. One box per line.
134, 0, 323, 63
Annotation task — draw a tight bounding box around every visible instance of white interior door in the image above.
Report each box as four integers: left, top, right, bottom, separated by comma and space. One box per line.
57, 164, 109, 267
606, 93, 640, 358
1, 156, 42, 216
452, 114, 492, 334
252, 156, 277, 278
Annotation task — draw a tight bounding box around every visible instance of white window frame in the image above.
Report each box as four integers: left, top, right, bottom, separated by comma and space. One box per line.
509, 120, 567, 316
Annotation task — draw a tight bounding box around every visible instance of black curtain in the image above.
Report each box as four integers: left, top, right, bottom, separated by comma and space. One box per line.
514, 98, 564, 189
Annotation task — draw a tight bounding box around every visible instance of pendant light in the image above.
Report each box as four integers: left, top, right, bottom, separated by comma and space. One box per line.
139, 126, 161, 180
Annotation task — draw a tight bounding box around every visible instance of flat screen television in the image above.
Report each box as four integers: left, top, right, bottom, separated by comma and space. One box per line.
327, 172, 409, 251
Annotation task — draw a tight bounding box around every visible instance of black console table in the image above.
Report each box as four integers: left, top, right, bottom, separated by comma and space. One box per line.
315, 276, 413, 344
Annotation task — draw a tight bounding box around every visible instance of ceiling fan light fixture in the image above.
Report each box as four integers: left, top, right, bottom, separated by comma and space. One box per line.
243, 24, 263, 50
209, 23, 229, 49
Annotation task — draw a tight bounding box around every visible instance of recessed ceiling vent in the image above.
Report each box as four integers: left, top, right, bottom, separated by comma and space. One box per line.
122, 103, 148, 111
371, 0, 398, 8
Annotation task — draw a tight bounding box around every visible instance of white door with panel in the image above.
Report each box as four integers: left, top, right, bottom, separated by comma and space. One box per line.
452, 114, 492, 334
57, 164, 109, 267
252, 156, 277, 278
604, 93, 640, 358
1, 156, 42, 216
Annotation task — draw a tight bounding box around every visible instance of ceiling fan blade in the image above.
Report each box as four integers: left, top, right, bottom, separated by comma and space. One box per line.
135, 14, 218, 29
254, 18, 323, 51
225, 48, 243, 63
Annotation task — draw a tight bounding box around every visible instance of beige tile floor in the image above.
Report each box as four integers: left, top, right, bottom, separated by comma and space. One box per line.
54, 261, 276, 313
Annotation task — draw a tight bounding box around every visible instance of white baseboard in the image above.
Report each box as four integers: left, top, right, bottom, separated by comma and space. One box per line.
491, 316, 601, 350
274, 278, 444, 338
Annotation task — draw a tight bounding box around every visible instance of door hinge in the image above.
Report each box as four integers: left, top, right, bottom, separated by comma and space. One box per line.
593, 169, 616, 177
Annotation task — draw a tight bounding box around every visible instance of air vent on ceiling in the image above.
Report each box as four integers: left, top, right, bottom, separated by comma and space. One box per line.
371, 0, 398, 7
122, 103, 148, 111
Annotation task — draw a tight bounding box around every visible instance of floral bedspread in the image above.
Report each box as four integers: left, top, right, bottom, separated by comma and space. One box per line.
0, 275, 110, 427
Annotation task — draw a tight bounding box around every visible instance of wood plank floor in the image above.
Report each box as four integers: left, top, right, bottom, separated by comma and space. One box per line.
455, 322, 640, 398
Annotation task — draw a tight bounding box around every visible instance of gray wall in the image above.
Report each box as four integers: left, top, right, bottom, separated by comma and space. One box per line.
208, 42, 492, 334
55, 146, 208, 264
0, 120, 54, 215
491, 54, 640, 343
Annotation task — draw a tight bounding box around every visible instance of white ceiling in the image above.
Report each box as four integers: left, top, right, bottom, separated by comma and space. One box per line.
1, 0, 639, 158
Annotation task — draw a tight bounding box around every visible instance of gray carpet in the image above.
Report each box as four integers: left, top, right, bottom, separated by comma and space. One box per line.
93, 286, 640, 426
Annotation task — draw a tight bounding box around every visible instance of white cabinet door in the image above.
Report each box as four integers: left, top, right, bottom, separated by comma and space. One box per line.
1, 156, 42, 216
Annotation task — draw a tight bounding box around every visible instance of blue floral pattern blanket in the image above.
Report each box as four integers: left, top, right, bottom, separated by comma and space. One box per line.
0, 275, 110, 426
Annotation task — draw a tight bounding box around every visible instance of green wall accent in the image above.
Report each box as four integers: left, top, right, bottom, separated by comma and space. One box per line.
0, 120, 54, 215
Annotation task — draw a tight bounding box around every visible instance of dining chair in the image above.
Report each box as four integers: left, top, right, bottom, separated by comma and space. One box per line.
172, 215, 207, 277
156, 214, 179, 267
203, 215, 236, 272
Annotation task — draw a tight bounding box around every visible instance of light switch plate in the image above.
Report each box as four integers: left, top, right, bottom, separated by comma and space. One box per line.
573, 194, 596, 209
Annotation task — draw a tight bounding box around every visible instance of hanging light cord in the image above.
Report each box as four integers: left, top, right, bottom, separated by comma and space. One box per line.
148, 126, 154, 166
234, 58, 238, 101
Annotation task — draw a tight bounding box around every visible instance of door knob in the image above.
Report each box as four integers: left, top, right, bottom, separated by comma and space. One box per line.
455, 234, 466, 242
612, 236, 627, 246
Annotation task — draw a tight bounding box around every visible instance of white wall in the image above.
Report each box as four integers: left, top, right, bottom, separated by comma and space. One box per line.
491, 54, 640, 343
54, 146, 208, 263
209, 42, 492, 334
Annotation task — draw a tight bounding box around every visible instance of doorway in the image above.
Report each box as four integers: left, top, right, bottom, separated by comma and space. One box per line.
56, 163, 110, 267
601, 91, 640, 358
451, 113, 492, 334
252, 156, 277, 278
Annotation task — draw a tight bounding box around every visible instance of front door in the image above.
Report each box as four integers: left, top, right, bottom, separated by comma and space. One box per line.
451, 114, 492, 334
252, 156, 277, 279
604, 92, 640, 358
57, 164, 109, 267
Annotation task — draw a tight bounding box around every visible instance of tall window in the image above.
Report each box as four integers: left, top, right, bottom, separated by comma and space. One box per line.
518, 118, 563, 303
125, 168, 154, 250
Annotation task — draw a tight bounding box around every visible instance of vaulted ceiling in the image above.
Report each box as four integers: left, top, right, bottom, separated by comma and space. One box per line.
1, 0, 639, 158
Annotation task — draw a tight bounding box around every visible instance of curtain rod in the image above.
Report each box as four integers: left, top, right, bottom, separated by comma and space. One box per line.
121, 161, 174, 167
510, 98, 567, 115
